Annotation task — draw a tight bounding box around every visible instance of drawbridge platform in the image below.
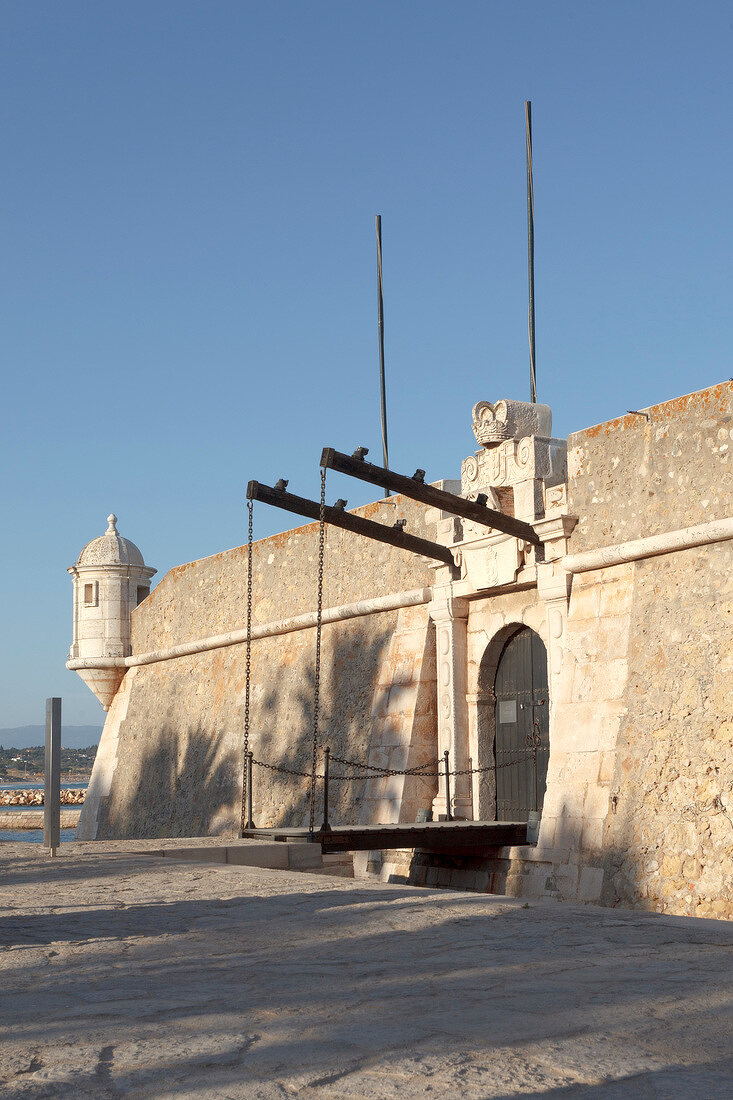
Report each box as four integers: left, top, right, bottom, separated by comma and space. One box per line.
241, 820, 529, 855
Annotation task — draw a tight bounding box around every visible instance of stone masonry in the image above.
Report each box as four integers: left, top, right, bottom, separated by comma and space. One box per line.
74, 382, 732, 919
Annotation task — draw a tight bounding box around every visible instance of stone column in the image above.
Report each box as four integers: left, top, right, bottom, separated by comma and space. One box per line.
428, 592, 472, 820
536, 561, 572, 851
534, 519, 577, 705
537, 564, 571, 692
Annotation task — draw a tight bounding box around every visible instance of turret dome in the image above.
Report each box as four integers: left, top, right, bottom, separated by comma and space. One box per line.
76, 514, 145, 568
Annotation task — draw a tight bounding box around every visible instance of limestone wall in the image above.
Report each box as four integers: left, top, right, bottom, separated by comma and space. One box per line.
132, 496, 435, 652
601, 541, 732, 918
78, 383, 732, 920
567, 382, 731, 551
80, 495, 439, 840
377, 384, 732, 919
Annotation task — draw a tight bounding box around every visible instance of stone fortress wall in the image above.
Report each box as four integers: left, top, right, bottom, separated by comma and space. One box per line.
78, 495, 440, 842
76, 382, 732, 919
569, 387, 732, 917
385, 383, 731, 919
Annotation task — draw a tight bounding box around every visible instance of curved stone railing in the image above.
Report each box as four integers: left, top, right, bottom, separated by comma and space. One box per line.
67, 587, 433, 671
563, 517, 733, 574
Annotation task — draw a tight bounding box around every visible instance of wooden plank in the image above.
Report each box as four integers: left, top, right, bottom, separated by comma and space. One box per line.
240, 822, 529, 854
320, 447, 540, 545
246, 480, 455, 566
318, 826, 527, 854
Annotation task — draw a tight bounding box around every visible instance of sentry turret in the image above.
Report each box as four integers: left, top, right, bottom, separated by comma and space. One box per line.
67, 514, 156, 709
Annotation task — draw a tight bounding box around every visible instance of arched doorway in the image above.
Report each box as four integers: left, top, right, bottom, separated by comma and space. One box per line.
493, 627, 549, 822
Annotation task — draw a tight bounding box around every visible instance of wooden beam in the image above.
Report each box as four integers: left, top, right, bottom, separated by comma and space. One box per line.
320, 448, 540, 545
246, 481, 455, 566
240, 821, 529, 853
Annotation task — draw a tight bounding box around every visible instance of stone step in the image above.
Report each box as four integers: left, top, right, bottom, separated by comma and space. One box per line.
140, 839, 323, 872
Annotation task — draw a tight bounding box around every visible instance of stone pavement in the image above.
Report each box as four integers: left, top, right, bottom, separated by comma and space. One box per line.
0, 841, 731, 1099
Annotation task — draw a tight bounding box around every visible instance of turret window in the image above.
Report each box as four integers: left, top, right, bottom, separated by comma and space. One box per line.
84, 582, 99, 607
136, 586, 150, 606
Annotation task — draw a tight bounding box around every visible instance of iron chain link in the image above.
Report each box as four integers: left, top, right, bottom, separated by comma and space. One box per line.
253, 753, 497, 782
308, 466, 327, 833
240, 499, 254, 833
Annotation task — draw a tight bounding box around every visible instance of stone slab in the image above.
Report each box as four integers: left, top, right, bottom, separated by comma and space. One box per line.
0, 836, 726, 1095
144, 838, 323, 871
0, 840, 730, 1099
0, 809, 81, 830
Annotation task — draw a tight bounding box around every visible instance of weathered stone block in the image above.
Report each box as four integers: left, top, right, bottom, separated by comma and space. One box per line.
578, 865, 604, 902
555, 862, 580, 898
580, 817, 605, 853
568, 584, 601, 621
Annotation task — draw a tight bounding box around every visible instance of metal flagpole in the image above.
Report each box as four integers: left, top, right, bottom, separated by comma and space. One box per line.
525, 101, 537, 404
375, 215, 390, 485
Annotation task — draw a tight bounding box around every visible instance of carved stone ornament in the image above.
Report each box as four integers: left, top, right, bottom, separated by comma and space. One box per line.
472, 402, 510, 446
455, 536, 525, 592
462, 436, 567, 495
472, 399, 553, 449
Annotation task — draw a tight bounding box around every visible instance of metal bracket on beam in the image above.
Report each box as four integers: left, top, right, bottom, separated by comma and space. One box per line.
246, 481, 456, 566
319, 448, 540, 545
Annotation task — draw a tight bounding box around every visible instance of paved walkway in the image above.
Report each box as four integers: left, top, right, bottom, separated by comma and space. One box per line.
1, 840, 731, 1098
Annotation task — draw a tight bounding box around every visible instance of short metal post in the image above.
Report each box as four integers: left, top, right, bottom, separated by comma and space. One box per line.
244, 751, 255, 830
321, 747, 332, 832
443, 749, 452, 822
44, 698, 61, 856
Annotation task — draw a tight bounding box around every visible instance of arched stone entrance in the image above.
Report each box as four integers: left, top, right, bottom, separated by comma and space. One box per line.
477, 625, 549, 822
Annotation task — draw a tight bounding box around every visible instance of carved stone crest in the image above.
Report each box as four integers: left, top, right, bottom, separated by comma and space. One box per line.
472, 399, 552, 449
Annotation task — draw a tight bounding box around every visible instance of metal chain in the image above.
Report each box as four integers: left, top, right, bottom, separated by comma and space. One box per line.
330, 753, 439, 777
240, 499, 254, 833
253, 757, 323, 781
253, 753, 497, 782
308, 466, 327, 834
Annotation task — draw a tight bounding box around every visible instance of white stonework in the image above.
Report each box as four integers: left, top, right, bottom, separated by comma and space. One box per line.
454, 532, 526, 592
471, 399, 552, 446
67, 515, 155, 709
428, 591, 471, 820
426, 395, 579, 841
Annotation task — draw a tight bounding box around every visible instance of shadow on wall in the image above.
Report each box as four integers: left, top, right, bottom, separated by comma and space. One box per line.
99, 619, 397, 838
100, 725, 241, 840
253, 620, 396, 829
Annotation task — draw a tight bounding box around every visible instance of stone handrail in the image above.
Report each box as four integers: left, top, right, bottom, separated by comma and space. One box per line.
563, 517, 733, 574
67, 587, 433, 671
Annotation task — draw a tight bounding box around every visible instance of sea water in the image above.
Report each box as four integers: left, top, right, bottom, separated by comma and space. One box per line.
0, 781, 87, 844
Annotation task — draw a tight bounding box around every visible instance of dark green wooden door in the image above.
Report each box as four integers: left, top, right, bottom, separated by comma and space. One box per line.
494, 628, 549, 822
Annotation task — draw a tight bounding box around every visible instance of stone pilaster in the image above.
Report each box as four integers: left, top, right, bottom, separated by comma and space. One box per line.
428, 591, 472, 820
536, 561, 574, 850
537, 563, 572, 678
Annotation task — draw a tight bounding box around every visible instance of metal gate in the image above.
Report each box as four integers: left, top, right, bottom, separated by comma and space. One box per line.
494, 627, 549, 822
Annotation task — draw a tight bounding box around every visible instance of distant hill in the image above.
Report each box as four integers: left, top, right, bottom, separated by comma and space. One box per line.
0, 725, 102, 750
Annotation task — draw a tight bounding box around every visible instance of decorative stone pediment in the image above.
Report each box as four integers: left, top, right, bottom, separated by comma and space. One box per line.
462, 436, 567, 496
454, 533, 526, 592
428, 396, 576, 584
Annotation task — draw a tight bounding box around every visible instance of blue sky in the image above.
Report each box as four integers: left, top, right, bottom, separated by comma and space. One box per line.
1, 2, 731, 728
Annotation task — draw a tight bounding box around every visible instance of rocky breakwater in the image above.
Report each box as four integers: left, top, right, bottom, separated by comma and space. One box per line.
0, 788, 86, 806
1, 788, 84, 830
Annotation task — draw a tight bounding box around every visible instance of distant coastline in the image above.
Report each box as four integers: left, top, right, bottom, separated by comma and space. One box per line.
0, 724, 102, 750
0, 743, 96, 784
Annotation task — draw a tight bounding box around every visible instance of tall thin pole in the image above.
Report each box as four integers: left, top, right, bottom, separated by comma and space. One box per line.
525, 101, 537, 403
375, 215, 389, 474
44, 697, 61, 857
